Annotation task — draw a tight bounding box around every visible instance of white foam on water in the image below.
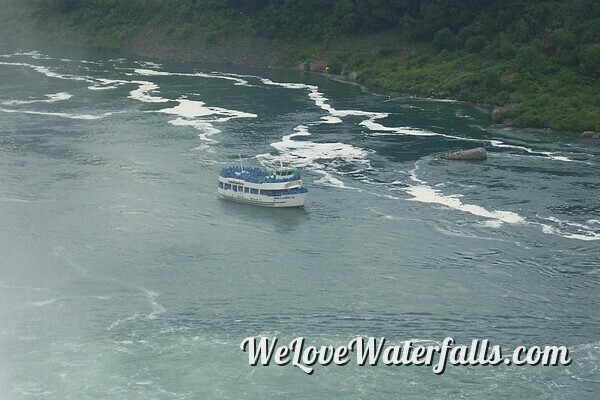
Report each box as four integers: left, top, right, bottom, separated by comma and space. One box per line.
313, 171, 348, 188
538, 223, 600, 241
355, 108, 577, 163
259, 77, 388, 125
545, 154, 574, 162
537, 216, 600, 241
7, 51, 37, 57
1, 59, 126, 95
1, 92, 72, 105
136, 287, 166, 321
168, 118, 221, 137
0, 59, 255, 154
137, 61, 163, 69
148, 296, 166, 320
360, 118, 439, 137
0, 107, 112, 120
155, 98, 256, 147
479, 219, 505, 228
107, 314, 141, 331
259, 78, 316, 91
29, 298, 61, 307
88, 78, 129, 91
1, 57, 140, 107
405, 184, 525, 224
405, 166, 526, 225
31, 64, 95, 83
361, 115, 487, 143
489, 140, 576, 162
134, 68, 251, 86
320, 115, 343, 124
128, 81, 170, 103
253, 77, 390, 185
134, 68, 169, 77
168, 117, 221, 147
0, 197, 55, 203
157, 98, 256, 120
258, 124, 370, 189
294, 79, 581, 166
126, 68, 261, 150
264, 124, 369, 167
403, 165, 597, 241
416, 96, 461, 103
46, 92, 72, 101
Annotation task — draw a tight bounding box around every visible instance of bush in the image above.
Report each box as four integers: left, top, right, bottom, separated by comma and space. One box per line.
580, 44, 600, 77
433, 28, 455, 52
465, 35, 486, 53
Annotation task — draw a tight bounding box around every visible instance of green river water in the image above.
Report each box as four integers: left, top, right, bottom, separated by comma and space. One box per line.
0, 49, 598, 399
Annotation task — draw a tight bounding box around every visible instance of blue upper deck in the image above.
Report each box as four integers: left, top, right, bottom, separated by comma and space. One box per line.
219, 166, 301, 184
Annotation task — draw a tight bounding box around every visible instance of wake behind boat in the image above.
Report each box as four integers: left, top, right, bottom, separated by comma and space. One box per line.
217, 165, 308, 207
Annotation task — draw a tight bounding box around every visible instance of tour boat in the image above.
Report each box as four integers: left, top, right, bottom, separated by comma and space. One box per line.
217, 165, 308, 207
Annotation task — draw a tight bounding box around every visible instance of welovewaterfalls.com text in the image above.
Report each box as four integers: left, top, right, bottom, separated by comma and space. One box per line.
240, 336, 572, 375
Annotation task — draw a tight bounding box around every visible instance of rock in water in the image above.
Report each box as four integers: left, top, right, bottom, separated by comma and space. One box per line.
440, 147, 487, 161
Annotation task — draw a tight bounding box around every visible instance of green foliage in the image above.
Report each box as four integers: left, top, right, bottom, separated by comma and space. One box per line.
580, 44, 600, 78
465, 35, 486, 53
433, 28, 456, 52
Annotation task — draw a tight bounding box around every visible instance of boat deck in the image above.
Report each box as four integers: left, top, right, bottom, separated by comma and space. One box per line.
219, 166, 300, 184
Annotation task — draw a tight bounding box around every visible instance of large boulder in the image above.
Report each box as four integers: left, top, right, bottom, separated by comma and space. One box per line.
297, 62, 309, 71
347, 71, 359, 81
309, 60, 327, 72
440, 147, 487, 161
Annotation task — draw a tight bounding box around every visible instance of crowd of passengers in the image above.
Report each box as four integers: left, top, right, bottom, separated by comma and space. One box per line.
220, 166, 300, 183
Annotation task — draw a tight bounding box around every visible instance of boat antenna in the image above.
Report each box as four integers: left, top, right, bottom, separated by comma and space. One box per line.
238, 154, 244, 172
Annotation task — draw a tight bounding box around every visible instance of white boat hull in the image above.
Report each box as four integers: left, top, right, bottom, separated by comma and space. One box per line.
217, 189, 306, 207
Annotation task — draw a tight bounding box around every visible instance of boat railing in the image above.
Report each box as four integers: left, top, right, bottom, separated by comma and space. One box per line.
260, 187, 308, 196
219, 166, 300, 183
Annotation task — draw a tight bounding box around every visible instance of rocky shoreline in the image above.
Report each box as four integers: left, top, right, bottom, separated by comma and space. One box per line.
121, 28, 280, 67
121, 29, 362, 86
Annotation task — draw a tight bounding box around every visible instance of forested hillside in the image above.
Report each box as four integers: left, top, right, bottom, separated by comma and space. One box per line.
2, 0, 599, 132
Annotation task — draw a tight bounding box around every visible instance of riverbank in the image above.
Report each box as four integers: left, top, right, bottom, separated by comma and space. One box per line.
117, 29, 599, 137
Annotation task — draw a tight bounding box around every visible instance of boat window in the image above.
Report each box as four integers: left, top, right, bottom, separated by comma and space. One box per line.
250, 188, 259, 194
218, 181, 223, 188
244, 187, 249, 193
224, 183, 231, 190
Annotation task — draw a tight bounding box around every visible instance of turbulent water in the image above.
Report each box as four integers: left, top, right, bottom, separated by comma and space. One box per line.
0, 49, 598, 399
